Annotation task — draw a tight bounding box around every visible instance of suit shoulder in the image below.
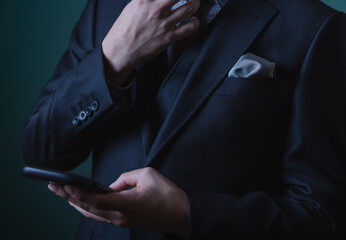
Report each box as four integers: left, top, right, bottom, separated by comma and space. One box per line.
249, 1, 344, 78
262, 0, 343, 46
265, 0, 337, 24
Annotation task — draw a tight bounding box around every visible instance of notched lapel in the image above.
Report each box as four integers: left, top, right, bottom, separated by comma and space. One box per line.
145, 0, 278, 165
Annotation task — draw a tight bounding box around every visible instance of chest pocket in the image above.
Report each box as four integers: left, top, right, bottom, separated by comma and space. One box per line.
212, 76, 281, 98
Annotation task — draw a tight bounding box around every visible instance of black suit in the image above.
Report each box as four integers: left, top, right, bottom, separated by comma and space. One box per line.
22, 0, 346, 239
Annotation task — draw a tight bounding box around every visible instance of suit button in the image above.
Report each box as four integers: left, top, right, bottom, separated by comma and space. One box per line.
90, 100, 99, 111
72, 116, 80, 126
78, 110, 87, 121
85, 106, 92, 116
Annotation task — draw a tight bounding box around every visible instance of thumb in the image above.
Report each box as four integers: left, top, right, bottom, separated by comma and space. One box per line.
110, 169, 142, 191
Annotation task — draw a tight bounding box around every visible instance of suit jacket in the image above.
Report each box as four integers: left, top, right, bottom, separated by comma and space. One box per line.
22, 0, 346, 239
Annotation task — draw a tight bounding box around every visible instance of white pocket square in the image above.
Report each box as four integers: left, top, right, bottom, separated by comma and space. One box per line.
228, 53, 276, 78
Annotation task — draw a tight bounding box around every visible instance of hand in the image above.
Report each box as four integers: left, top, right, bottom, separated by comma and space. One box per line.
48, 167, 190, 238
102, 0, 200, 85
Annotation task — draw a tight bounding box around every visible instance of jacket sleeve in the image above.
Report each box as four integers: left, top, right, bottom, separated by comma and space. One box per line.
21, 0, 134, 170
188, 11, 346, 239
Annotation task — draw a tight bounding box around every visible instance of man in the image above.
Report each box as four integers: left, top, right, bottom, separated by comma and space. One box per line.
22, 0, 346, 239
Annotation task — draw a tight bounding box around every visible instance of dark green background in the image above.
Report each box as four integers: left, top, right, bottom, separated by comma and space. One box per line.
1, 0, 345, 239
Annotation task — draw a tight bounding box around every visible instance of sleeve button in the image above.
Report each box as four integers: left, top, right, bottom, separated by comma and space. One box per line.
90, 100, 99, 111
72, 116, 80, 126
85, 106, 92, 116
78, 110, 87, 121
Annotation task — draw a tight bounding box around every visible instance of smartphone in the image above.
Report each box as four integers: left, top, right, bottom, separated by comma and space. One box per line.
22, 165, 115, 194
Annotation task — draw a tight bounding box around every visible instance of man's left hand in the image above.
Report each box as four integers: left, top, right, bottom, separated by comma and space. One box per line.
48, 167, 190, 238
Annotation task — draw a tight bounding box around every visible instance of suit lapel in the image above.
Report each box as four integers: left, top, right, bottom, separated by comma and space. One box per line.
136, 51, 169, 155
143, 0, 278, 165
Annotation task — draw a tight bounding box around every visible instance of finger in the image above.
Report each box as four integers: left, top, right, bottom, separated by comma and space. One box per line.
66, 193, 116, 220
169, 0, 200, 24
69, 199, 129, 227
48, 182, 59, 193
48, 182, 69, 199
110, 170, 141, 191
162, 0, 182, 11
68, 201, 112, 224
149, 0, 180, 18
172, 16, 200, 40
64, 185, 135, 212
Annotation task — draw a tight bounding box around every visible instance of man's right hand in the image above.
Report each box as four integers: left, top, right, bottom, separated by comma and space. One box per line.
102, 0, 200, 85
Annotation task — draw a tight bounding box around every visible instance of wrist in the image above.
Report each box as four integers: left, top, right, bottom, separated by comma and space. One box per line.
102, 42, 134, 86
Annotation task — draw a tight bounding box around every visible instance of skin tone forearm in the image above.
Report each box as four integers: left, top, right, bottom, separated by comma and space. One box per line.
102, 0, 200, 86
48, 168, 190, 238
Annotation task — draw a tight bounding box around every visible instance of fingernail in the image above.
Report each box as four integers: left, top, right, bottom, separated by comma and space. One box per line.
48, 183, 58, 193
64, 185, 75, 196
